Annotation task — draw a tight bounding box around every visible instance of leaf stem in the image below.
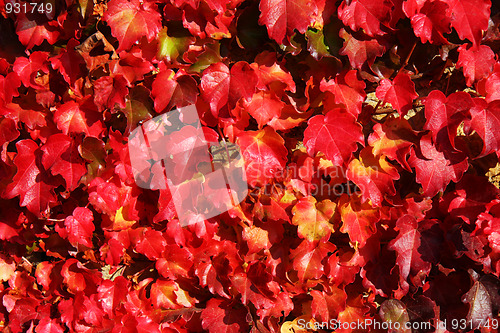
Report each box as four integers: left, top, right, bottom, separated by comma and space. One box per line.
390, 39, 417, 80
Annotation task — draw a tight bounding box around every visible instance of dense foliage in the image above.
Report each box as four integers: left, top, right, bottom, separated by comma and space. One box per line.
1, 0, 500, 331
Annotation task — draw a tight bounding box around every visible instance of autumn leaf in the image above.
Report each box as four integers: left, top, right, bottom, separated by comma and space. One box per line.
103, 0, 162, 51
41, 134, 87, 191
50, 39, 86, 86
339, 28, 385, 70
469, 99, 500, 158
446, 0, 491, 47
338, 0, 392, 37
388, 216, 442, 292
304, 109, 363, 166
423, 90, 473, 148
339, 194, 380, 247
457, 44, 496, 86
201, 299, 249, 333
152, 68, 198, 113
35, 318, 64, 333
367, 116, 417, 171
201, 62, 257, 115
347, 147, 400, 207
311, 287, 347, 323
376, 72, 418, 116
135, 229, 167, 260
54, 100, 104, 137
462, 274, 500, 329
244, 91, 284, 128
292, 196, 336, 242
290, 240, 336, 282
258, 0, 318, 43
409, 0, 451, 44
320, 70, 366, 117
477, 62, 500, 103
64, 207, 95, 248
13, 51, 49, 89
237, 126, 288, 187
379, 299, 411, 333
409, 134, 468, 197
3, 140, 58, 217
93, 75, 128, 112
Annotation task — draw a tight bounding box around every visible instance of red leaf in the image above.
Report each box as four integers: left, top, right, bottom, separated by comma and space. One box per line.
237, 126, 288, 187
244, 91, 284, 128
97, 276, 129, 318
35, 317, 64, 333
339, 194, 380, 247
457, 44, 496, 86
201, 63, 230, 115
320, 70, 366, 117
376, 72, 418, 116
154, 189, 177, 224
304, 109, 363, 166
0, 117, 19, 148
50, 39, 86, 86
409, 134, 468, 197
410, 0, 451, 44
258, 0, 318, 43
110, 52, 154, 86
201, 299, 249, 333
152, 69, 198, 113
367, 116, 417, 171
311, 287, 347, 323
13, 52, 49, 89
195, 260, 230, 298
470, 99, 500, 157
54, 100, 104, 137
93, 76, 128, 112
201, 62, 257, 115
462, 276, 496, 329
442, 174, 500, 224
338, 0, 393, 37
15, 15, 60, 49
103, 0, 162, 51
135, 229, 167, 260
230, 262, 281, 309
290, 240, 336, 282
478, 62, 500, 103
402, 0, 426, 17
423, 90, 473, 148
41, 134, 87, 191
156, 245, 193, 279
64, 207, 94, 248
150, 279, 196, 309
228, 61, 259, 107
292, 196, 336, 242
0, 72, 21, 110
60, 258, 102, 294
3, 140, 58, 217
446, 0, 491, 47
251, 56, 296, 93
347, 148, 400, 207
337, 296, 372, 333
339, 28, 385, 70
388, 216, 441, 292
